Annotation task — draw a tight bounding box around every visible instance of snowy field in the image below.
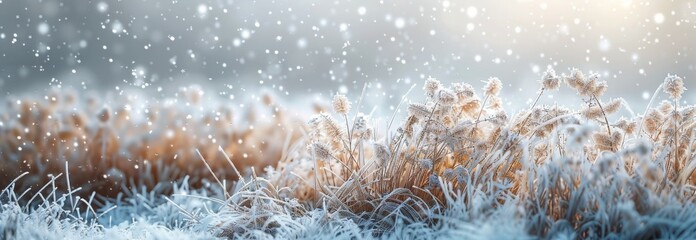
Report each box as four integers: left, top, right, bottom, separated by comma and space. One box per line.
2, 1, 696, 239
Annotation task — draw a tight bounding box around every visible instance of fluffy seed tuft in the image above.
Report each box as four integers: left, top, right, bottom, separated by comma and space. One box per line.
424, 77, 441, 98
436, 89, 456, 105
664, 74, 686, 101
417, 159, 434, 170
541, 69, 561, 90
373, 143, 391, 165
484, 77, 502, 96
452, 83, 476, 102
332, 94, 351, 114
309, 142, 333, 161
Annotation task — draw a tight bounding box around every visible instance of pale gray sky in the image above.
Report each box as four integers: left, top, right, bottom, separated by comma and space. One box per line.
0, 0, 694, 111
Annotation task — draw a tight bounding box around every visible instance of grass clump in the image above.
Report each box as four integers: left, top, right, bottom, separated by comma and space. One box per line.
266, 68, 696, 238
0, 86, 302, 201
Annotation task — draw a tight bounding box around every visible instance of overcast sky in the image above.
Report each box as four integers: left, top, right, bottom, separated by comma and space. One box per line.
0, 0, 694, 112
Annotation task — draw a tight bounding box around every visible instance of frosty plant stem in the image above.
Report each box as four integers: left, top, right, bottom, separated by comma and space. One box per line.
343, 113, 354, 171
639, 83, 664, 137
517, 87, 545, 132
196, 149, 231, 199
473, 94, 489, 132
413, 100, 441, 162
593, 94, 612, 135
675, 97, 680, 174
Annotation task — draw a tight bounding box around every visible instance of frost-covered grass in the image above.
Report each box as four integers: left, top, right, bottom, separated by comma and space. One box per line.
0, 86, 302, 199
2, 68, 696, 239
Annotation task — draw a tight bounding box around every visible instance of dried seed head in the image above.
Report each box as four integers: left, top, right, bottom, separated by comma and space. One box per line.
454, 166, 467, 183
442, 115, 455, 128
403, 115, 418, 136
533, 108, 547, 120
362, 128, 373, 140
565, 70, 608, 98
487, 127, 503, 145
309, 142, 332, 161
643, 109, 664, 134
307, 115, 322, 139
307, 115, 322, 128
428, 174, 440, 188
319, 113, 344, 140
663, 74, 686, 101
489, 111, 509, 125
578, 73, 599, 97
681, 105, 696, 120
353, 113, 368, 133
592, 81, 608, 97
443, 169, 455, 179
658, 100, 674, 114
489, 95, 503, 109
593, 132, 613, 150
436, 89, 456, 105
423, 119, 447, 134
615, 118, 638, 135
611, 130, 623, 144
408, 103, 431, 118
541, 69, 560, 90
417, 159, 434, 170
450, 120, 472, 136
603, 98, 623, 114
565, 68, 585, 89
580, 98, 621, 119
484, 77, 502, 96
452, 83, 475, 102
624, 121, 637, 135
581, 105, 603, 119
424, 77, 441, 98
460, 100, 481, 116
373, 143, 391, 164
332, 94, 351, 114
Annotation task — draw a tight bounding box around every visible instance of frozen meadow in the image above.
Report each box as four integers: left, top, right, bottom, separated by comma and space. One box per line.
2, 69, 696, 239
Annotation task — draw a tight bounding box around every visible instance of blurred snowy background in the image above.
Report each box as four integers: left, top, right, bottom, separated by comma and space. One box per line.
0, 0, 694, 113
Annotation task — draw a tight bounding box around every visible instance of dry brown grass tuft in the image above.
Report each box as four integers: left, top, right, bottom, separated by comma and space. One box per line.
0, 87, 304, 200
266, 68, 696, 237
